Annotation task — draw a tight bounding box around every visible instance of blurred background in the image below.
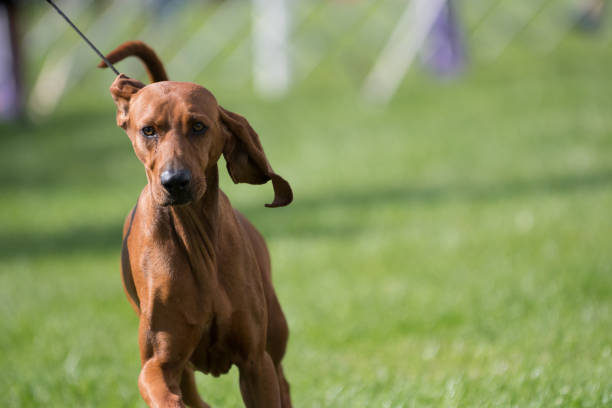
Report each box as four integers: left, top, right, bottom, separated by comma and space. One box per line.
1, 0, 612, 406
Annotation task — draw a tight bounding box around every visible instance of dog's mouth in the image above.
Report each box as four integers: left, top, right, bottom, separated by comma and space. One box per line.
162, 190, 193, 206
159, 180, 206, 207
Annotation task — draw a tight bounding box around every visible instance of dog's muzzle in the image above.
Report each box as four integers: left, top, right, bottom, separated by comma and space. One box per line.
160, 168, 192, 205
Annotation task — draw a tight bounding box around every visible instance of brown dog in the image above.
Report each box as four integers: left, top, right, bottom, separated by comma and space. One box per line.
99, 41, 293, 408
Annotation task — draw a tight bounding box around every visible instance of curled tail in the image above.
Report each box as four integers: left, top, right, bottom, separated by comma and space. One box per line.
98, 41, 168, 83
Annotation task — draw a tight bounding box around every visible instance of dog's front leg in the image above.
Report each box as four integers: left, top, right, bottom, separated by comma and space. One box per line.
139, 357, 184, 408
238, 352, 282, 408
137, 318, 202, 408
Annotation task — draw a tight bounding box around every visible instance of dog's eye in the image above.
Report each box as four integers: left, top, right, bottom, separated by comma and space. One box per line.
192, 122, 207, 134
141, 126, 157, 138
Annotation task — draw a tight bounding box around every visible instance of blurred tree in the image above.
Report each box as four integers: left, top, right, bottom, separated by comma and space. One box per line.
574, 0, 606, 31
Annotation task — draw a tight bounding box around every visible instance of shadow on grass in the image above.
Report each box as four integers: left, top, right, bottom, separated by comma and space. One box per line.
246, 168, 612, 235
302, 168, 612, 209
0, 223, 124, 261
1, 169, 611, 261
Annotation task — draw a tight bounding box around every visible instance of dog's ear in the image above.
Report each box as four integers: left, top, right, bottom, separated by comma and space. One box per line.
219, 106, 293, 208
110, 74, 145, 128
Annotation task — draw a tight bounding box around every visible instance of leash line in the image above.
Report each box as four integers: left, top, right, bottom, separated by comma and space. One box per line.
45, 0, 120, 75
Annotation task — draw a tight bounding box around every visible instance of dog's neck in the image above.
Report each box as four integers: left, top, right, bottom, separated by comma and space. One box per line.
147, 166, 221, 285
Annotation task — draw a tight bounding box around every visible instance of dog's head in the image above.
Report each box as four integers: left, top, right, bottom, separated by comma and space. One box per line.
110, 74, 292, 208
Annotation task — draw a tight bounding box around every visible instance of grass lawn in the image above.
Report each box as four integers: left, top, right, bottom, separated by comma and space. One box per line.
2, 30, 612, 407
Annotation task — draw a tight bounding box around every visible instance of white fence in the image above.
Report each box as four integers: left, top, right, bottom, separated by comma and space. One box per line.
25, 0, 611, 115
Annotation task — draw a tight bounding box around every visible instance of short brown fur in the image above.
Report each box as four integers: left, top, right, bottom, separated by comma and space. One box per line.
104, 41, 293, 408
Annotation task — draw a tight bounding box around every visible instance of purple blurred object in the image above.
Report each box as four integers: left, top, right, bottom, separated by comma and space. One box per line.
0, 0, 22, 121
423, 1, 466, 77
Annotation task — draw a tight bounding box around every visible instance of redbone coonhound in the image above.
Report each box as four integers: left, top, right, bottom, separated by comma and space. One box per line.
99, 41, 293, 408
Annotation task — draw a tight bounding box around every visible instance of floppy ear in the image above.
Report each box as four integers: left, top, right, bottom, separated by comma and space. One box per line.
219, 106, 293, 208
109, 74, 145, 128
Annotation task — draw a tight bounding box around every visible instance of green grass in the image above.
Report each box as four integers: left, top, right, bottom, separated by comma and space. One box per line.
2, 30, 612, 407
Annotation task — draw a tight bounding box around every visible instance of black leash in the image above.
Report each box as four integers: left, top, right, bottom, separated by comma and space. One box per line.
45, 0, 120, 75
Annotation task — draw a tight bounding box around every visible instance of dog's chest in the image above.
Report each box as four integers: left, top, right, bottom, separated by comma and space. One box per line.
191, 315, 234, 377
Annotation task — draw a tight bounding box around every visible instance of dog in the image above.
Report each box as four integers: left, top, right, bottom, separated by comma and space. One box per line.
99, 41, 293, 408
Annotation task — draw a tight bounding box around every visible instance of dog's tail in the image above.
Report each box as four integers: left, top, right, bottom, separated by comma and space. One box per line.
98, 41, 168, 83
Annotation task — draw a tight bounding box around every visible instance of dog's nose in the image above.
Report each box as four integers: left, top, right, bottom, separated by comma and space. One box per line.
161, 168, 191, 193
